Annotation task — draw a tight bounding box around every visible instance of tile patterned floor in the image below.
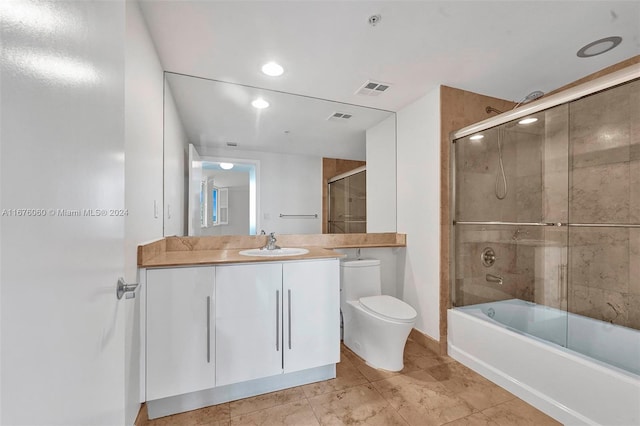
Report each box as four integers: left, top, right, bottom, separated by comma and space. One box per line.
139, 339, 560, 425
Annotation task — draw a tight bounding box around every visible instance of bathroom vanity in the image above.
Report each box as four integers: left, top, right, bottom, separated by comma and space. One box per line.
138, 233, 406, 419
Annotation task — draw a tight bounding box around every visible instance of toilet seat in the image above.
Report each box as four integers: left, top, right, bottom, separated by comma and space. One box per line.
359, 295, 417, 323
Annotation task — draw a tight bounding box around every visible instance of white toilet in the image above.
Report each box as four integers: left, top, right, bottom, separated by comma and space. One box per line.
340, 258, 417, 371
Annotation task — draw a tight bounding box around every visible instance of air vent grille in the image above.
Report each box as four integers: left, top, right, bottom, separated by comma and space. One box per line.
328, 112, 353, 121
356, 80, 391, 96
226, 142, 237, 147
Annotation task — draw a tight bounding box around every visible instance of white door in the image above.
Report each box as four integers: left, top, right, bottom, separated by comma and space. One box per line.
0, 1, 127, 424
283, 260, 341, 374
146, 267, 216, 400
188, 143, 203, 235
215, 263, 283, 386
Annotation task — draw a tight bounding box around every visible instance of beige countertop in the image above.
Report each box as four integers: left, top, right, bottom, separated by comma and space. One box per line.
138, 233, 406, 268
140, 246, 345, 268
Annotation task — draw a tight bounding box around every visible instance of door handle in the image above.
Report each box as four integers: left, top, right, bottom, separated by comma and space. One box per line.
117, 277, 138, 300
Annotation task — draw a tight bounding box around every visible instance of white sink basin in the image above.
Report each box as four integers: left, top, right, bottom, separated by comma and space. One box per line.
239, 247, 309, 257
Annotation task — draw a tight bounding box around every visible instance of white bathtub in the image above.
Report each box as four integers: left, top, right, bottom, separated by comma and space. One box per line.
448, 299, 640, 425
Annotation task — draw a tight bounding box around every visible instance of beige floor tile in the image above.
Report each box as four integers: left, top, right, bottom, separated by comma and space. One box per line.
230, 400, 319, 426
302, 357, 369, 398
307, 383, 409, 425
426, 362, 514, 410
371, 370, 475, 426
146, 403, 230, 426
480, 398, 561, 425
441, 412, 492, 426
229, 386, 306, 417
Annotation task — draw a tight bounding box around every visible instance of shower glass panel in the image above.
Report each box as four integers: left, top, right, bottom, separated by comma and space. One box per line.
453, 104, 570, 312
328, 170, 366, 233
567, 79, 640, 332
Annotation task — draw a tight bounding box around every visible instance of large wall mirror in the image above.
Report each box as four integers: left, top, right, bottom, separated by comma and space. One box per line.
163, 72, 397, 236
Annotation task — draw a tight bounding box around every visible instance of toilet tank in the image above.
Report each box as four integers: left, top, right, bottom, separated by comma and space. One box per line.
340, 259, 382, 302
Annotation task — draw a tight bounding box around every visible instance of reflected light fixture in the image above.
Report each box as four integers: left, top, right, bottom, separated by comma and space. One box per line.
518, 117, 538, 125
261, 62, 284, 77
251, 98, 269, 109
469, 134, 484, 141
220, 162, 234, 170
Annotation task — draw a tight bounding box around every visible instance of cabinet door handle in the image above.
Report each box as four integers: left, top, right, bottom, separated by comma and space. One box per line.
206, 296, 211, 363
287, 289, 292, 350
276, 290, 280, 351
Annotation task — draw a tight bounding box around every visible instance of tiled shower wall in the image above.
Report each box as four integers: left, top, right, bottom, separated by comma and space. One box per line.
455, 79, 640, 331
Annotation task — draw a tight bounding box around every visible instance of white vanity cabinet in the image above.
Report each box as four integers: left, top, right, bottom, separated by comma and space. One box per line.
215, 259, 340, 387
146, 266, 215, 401
144, 257, 340, 419
282, 260, 340, 374
214, 263, 283, 386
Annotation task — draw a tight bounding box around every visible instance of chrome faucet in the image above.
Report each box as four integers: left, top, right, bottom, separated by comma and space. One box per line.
262, 232, 280, 251
486, 273, 503, 285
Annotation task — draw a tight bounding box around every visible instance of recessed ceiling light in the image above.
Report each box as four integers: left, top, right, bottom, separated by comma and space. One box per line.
251, 98, 269, 109
470, 134, 484, 141
261, 62, 284, 77
577, 36, 622, 58
220, 162, 234, 170
518, 117, 538, 125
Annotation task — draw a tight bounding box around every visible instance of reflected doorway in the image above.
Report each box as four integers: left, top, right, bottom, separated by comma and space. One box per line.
189, 145, 259, 236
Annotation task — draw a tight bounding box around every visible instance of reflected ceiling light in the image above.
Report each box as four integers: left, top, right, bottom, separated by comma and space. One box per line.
518, 117, 538, 125
577, 36, 622, 58
220, 162, 234, 170
251, 98, 269, 109
261, 62, 284, 77
469, 134, 484, 141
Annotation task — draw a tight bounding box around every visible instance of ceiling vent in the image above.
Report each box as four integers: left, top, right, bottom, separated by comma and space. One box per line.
328, 112, 353, 121
226, 142, 237, 147
356, 80, 391, 96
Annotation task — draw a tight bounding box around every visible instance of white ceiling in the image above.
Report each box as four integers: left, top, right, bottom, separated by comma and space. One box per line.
140, 1, 639, 158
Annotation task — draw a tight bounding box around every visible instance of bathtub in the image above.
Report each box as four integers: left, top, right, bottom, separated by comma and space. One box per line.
448, 299, 640, 425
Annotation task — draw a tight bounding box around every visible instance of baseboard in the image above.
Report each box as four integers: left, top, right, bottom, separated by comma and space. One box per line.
409, 328, 441, 354
134, 403, 148, 426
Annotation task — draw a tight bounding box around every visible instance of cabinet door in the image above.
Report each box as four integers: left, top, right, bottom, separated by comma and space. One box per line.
215, 263, 283, 386
283, 259, 340, 374
146, 267, 215, 401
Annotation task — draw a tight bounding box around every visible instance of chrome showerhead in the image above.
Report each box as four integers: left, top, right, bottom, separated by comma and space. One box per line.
524, 90, 544, 102
513, 90, 544, 109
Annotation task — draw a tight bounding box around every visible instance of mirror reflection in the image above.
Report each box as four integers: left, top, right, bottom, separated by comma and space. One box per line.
163, 72, 397, 236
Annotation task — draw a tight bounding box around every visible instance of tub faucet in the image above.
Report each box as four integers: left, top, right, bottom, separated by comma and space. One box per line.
486, 273, 503, 285
262, 232, 280, 251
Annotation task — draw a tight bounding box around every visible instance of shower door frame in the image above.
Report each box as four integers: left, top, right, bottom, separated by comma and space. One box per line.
448, 63, 640, 318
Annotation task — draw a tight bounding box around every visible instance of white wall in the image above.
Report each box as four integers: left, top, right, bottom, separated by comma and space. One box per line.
396, 87, 441, 340
163, 85, 189, 236
125, 2, 166, 423
1, 1, 127, 424
198, 147, 322, 235
366, 114, 397, 232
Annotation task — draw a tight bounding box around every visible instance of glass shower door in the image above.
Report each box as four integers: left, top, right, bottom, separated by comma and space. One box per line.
566, 79, 640, 332
452, 103, 570, 340
328, 170, 367, 233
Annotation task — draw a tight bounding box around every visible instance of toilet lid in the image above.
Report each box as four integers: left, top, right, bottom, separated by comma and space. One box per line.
359, 295, 417, 322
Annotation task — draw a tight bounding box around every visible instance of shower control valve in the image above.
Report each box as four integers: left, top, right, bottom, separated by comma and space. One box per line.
481, 247, 496, 267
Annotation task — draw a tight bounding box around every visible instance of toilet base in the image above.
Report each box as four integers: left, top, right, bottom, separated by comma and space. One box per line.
342, 302, 414, 372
